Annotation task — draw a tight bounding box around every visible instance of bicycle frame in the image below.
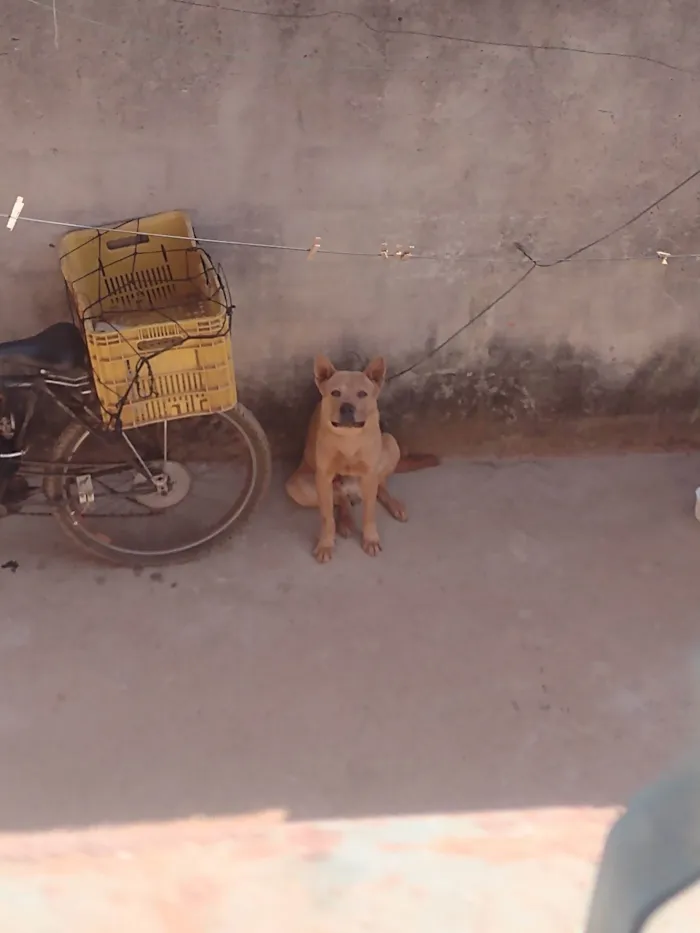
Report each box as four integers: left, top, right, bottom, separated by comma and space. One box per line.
0, 370, 158, 514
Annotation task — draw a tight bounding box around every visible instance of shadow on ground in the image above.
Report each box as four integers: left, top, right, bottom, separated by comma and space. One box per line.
1, 453, 700, 832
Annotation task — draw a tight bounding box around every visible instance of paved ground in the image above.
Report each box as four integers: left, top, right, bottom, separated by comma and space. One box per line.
2, 453, 700, 835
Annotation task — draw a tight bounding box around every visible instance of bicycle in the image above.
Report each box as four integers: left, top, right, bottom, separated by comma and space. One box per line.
0, 320, 271, 566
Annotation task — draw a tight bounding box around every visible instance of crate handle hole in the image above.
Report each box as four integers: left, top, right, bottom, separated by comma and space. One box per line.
136, 336, 185, 353
106, 234, 151, 250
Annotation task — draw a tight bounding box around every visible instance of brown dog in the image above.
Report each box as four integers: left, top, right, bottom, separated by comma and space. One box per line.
285, 355, 437, 562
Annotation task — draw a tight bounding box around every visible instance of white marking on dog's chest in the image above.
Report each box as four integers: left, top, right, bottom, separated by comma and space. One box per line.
338, 476, 362, 501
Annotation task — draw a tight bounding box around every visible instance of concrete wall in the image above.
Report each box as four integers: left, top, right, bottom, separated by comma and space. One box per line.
2, 0, 700, 451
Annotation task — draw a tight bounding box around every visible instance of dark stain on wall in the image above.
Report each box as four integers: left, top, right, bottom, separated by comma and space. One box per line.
15, 337, 700, 462
242, 337, 700, 459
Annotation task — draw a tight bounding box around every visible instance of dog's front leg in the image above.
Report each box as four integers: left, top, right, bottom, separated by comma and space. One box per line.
360, 474, 381, 556
313, 471, 336, 563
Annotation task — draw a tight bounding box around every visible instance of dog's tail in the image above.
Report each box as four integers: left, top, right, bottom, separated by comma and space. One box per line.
395, 453, 440, 473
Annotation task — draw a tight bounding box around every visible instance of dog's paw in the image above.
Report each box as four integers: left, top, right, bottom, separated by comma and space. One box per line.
362, 537, 382, 557
313, 541, 335, 563
379, 490, 408, 523
389, 499, 408, 522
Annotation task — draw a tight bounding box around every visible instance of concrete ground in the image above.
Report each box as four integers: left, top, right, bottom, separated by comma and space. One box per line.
1, 453, 700, 834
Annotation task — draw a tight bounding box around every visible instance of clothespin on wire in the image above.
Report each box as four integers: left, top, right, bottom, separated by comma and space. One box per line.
307, 236, 321, 260
6, 196, 25, 231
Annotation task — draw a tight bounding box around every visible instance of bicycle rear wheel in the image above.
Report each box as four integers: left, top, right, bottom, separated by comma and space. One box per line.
44, 404, 271, 566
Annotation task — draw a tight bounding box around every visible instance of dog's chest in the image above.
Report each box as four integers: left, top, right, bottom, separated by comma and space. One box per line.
329, 449, 371, 476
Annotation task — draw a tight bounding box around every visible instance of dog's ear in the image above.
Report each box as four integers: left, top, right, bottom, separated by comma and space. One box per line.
364, 357, 386, 392
314, 355, 336, 389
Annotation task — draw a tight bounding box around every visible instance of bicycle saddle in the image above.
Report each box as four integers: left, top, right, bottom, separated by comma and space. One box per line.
0, 322, 88, 372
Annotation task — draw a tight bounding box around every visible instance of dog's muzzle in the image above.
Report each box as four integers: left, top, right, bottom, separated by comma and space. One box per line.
332, 402, 364, 429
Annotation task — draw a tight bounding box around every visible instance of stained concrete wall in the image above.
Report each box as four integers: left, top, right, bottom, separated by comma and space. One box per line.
2, 0, 700, 451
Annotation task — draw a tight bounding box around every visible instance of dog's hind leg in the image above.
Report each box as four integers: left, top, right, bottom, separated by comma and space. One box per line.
378, 484, 408, 522
286, 469, 358, 537
377, 433, 408, 522
285, 467, 318, 507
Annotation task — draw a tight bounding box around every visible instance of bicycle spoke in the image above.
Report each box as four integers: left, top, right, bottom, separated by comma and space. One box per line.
49, 409, 269, 560
91, 476, 161, 516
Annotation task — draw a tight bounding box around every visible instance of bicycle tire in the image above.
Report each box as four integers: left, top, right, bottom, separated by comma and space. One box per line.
44, 404, 272, 567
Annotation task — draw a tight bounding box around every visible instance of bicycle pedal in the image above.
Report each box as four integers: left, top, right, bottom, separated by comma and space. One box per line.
76, 474, 95, 506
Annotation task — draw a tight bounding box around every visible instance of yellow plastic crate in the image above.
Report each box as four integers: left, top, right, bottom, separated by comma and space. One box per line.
59, 210, 237, 429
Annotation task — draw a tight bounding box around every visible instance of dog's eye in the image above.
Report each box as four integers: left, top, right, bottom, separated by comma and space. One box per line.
357, 390, 368, 398
331, 389, 341, 398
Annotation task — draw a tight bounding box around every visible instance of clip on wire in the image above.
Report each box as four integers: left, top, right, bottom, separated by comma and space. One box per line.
6, 196, 25, 231
657, 250, 671, 265
307, 236, 321, 260
380, 242, 414, 260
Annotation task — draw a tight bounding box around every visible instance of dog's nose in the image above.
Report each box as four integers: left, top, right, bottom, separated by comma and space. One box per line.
339, 402, 355, 418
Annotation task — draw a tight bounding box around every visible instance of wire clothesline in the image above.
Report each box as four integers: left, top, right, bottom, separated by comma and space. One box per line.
2, 190, 700, 384
0, 209, 423, 261
2, 208, 700, 266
